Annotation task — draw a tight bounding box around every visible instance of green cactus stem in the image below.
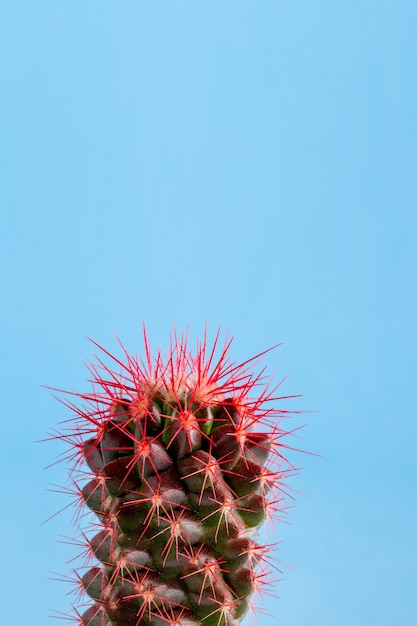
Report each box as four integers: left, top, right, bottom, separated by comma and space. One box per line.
47, 327, 301, 626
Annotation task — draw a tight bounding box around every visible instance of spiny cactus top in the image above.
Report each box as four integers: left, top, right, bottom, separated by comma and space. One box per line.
49, 327, 301, 626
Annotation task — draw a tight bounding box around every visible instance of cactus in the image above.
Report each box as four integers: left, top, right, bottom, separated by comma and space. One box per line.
49, 327, 300, 626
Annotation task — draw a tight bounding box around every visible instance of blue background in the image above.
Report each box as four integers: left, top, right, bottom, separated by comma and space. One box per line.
1, 2, 416, 625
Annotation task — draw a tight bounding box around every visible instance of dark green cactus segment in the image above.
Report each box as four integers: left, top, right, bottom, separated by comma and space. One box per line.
81, 477, 109, 516
80, 604, 111, 626
211, 400, 240, 429
53, 332, 300, 626
83, 438, 104, 473
178, 450, 224, 495
122, 548, 152, 572
224, 457, 264, 497
181, 552, 219, 593
225, 566, 253, 598
100, 419, 135, 465
243, 434, 273, 466
115, 492, 148, 531
89, 529, 116, 564
237, 493, 267, 528
139, 468, 189, 510
234, 598, 250, 620
133, 408, 161, 441
102, 456, 139, 496
218, 536, 254, 571
166, 410, 202, 460
135, 437, 173, 477
189, 584, 236, 626
210, 428, 242, 469
81, 566, 107, 600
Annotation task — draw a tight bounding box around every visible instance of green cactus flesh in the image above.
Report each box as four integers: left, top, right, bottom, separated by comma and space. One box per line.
50, 330, 299, 626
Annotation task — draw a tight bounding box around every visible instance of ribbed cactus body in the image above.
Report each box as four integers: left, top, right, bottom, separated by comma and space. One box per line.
51, 329, 299, 626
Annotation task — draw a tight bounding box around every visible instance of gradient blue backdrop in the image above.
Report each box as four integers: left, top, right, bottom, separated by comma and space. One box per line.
1, 2, 416, 625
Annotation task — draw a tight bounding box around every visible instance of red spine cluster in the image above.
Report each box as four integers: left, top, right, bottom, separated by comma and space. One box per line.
49, 328, 301, 626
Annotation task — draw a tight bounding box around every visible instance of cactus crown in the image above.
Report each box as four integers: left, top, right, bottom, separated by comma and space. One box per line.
49, 327, 301, 626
